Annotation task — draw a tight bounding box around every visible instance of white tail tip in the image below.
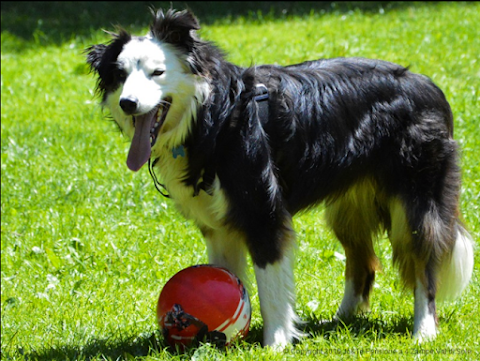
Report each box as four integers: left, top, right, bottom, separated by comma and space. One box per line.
437, 224, 474, 302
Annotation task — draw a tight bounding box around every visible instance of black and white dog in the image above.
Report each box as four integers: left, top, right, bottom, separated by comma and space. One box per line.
87, 8, 474, 348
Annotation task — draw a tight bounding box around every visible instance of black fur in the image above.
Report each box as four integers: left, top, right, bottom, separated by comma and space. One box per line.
87, 31, 131, 102
87, 8, 470, 344
87, 8, 461, 268
187, 58, 460, 268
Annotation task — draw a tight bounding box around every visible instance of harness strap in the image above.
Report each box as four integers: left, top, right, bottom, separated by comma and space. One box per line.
254, 83, 269, 126
149, 84, 270, 199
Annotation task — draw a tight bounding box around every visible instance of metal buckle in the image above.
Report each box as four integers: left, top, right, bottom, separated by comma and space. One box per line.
254, 83, 269, 102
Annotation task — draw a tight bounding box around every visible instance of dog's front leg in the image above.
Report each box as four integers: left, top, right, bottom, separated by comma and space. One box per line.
202, 227, 249, 287
254, 244, 302, 350
213, 99, 303, 348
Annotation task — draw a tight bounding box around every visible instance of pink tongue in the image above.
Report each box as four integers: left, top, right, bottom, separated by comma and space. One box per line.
126, 113, 153, 171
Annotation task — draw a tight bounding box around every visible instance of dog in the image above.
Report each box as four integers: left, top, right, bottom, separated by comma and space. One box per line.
86, 8, 474, 348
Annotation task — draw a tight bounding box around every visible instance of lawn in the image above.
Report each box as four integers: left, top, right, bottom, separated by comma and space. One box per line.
1, 1, 479, 360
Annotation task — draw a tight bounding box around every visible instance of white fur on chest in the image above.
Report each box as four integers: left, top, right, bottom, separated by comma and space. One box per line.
154, 147, 229, 230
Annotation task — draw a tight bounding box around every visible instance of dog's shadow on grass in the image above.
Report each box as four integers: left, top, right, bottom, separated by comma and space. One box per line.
17, 331, 164, 360
299, 313, 414, 341
18, 327, 263, 360
18, 316, 413, 359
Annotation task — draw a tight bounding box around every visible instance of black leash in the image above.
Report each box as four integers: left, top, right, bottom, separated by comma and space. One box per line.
148, 157, 170, 198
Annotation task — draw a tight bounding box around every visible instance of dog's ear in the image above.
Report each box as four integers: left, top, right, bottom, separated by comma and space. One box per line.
85, 31, 132, 98
150, 8, 200, 52
86, 30, 131, 73
86, 44, 108, 72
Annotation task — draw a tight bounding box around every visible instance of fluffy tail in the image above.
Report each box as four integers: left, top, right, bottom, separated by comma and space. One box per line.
436, 222, 474, 302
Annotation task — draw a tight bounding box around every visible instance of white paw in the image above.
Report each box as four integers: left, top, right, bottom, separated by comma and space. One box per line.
264, 328, 289, 351
413, 323, 437, 344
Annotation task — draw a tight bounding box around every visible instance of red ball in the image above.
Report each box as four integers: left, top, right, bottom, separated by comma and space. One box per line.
157, 265, 251, 350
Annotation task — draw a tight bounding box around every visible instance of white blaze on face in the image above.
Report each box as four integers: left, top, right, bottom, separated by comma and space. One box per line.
117, 38, 172, 114
107, 36, 210, 171
114, 38, 179, 170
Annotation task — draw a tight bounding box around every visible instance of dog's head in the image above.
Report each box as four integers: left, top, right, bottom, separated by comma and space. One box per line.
87, 9, 210, 171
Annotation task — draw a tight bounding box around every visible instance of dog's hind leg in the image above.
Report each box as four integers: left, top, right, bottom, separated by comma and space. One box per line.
388, 198, 438, 341
334, 244, 380, 319
389, 197, 474, 342
416, 222, 474, 339
325, 182, 382, 319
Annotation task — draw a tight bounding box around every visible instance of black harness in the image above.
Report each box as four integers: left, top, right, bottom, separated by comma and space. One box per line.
149, 84, 270, 198
254, 83, 270, 126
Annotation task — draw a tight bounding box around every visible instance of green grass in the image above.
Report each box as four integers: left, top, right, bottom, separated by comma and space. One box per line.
1, 1, 479, 360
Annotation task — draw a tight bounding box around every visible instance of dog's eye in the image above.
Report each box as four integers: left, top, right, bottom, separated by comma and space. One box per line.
117, 70, 127, 81
152, 70, 165, 77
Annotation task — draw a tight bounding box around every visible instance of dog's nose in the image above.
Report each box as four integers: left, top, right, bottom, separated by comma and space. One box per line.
119, 98, 138, 115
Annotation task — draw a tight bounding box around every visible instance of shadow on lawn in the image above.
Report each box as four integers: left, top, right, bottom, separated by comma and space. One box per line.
2, 1, 422, 50
302, 314, 414, 340
16, 330, 170, 360
16, 316, 414, 360
17, 327, 262, 360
